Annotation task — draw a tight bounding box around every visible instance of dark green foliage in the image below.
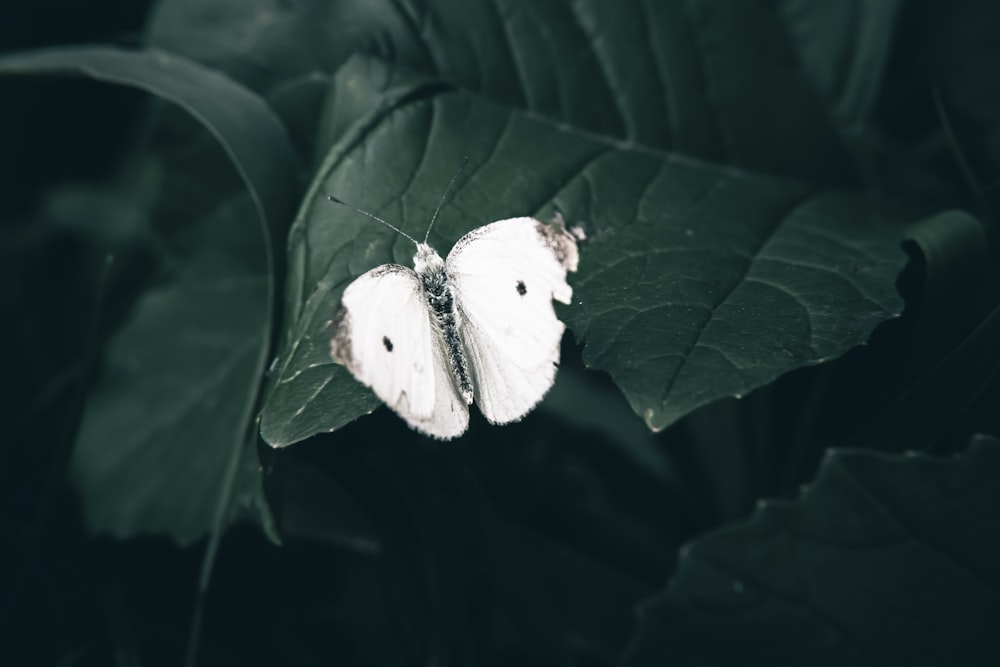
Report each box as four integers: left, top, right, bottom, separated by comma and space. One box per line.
2, 1, 998, 665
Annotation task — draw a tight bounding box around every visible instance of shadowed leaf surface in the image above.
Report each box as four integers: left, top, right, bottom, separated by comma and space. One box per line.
151, 0, 858, 184
0, 46, 297, 543
778, 0, 902, 133
623, 434, 1000, 666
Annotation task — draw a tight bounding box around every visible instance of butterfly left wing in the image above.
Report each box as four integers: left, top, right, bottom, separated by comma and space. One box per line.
446, 217, 579, 424
331, 264, 470, 439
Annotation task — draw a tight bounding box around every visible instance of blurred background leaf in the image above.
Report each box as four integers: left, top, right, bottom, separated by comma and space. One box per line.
778, 0, 903, 135
149, 0, 857, 183
623, 434, 1000, 667
0, 46, 298, 544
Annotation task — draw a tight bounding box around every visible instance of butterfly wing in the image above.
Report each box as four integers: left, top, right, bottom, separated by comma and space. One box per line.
446, 217, 579, 424
330, 264, 469, 439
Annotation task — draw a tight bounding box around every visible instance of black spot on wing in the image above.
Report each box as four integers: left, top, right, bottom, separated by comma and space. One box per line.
516, 280, 527, 296
382, 336, 393, 352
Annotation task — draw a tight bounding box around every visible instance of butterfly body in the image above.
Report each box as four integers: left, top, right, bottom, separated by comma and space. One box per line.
331, 216, 579, 439
413, 244, 473, 404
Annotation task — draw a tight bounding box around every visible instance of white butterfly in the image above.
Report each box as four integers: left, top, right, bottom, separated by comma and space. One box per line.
328, 193, 579, 439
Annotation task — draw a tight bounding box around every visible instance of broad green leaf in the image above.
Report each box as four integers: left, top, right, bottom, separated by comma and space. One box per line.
150, 0, 852, 184
259, 56, 904, 446
565, 187, 904, 432
778, 0, 902, 133
0, 47, 298, 544
71, 195, 272, 542
622, 434, 1000, 666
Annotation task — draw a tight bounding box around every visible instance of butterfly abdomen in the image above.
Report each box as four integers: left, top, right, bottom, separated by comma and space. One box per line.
419, 263, 474, 405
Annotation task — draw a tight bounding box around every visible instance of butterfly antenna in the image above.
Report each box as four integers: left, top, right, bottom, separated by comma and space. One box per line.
326, 195, 420, 246
424, 155, 470, 244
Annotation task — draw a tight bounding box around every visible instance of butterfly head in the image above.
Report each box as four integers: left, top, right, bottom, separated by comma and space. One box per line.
413, 243, 445, 276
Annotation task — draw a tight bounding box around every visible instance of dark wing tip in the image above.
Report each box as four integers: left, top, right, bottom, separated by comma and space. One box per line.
329, 304, 353, 364
534, 217, 580, 272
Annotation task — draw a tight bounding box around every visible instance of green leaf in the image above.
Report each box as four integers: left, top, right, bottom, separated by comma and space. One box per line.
567, 187, 905, 432
901, 210, 994, 368
260, 56, 905, 446
838, 211, 999, 454
150, 0, 853, 184
0, 47, 298, 243
148, 0, 346, 88
623, 434, 1000, 666
71, 196, 272, 542
0, 46, 298, 544
777, 0, 903, 134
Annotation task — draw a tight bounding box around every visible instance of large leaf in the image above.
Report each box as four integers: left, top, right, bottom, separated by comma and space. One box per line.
150, 0, 853, 184
259, 56, 905, 446
0, 47, 298, 544
70, 195, 273, 542
622, 434, 1000, 666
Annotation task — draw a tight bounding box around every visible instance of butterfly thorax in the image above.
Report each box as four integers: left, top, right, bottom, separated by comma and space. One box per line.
414, 243, 474, 405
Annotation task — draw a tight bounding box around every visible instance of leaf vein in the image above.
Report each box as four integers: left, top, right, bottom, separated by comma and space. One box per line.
655, 193, 816, 410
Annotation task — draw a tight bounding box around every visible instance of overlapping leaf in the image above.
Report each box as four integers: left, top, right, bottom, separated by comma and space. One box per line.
151, 0, 859, 183
623, 435, 1000, 666
0, 47, 298, 543
260, 56, 905, 445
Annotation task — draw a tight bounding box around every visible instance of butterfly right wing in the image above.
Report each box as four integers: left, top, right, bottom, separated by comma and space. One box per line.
446, 217, 578, 425
330, 264, 469, 439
